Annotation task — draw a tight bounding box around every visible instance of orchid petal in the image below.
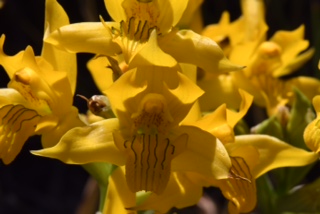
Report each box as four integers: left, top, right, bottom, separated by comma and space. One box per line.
32, 118, 126, 166
129, 30, 177, 68
103, 166, 136, 214
159, 30, 244, 74
42, 0, 77, 94
227, 135, 318, 178
172, 126, 231, 179
227, 89, 253, 128
135, 172, 202, 213
45, 22, 121, 55
104, 0, 126, 22
87, 55, 115, 93
286, 76, 320, 102
0, 104, 41, 164
202, 11, 230, 43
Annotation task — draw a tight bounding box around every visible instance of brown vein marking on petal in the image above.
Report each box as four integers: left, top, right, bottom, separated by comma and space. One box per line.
124, 133, 175, 194
0, 104, 41, 164
223, 156, 257, 213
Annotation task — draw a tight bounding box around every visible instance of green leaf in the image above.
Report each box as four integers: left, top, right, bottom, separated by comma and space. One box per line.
286, 87, 312, 149
253, 116, 284, 140
276, 178, 320, 213
234, 118, 250, 135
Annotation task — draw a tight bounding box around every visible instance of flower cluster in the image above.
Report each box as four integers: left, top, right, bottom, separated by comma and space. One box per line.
0, 0, 319, 213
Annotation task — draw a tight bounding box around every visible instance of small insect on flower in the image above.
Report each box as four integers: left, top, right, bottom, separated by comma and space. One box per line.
77, 94, 115, 119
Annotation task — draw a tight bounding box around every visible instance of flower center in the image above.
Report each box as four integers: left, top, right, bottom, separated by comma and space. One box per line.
113, 93, 187, 194
110, 0, 161, 63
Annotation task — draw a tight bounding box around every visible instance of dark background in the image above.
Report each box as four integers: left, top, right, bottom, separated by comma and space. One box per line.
0, 0, 320, 213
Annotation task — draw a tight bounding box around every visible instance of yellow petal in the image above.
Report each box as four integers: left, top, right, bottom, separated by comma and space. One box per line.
159, 0, 189, 31
303, 118, 320, 154
286, 76, 320, 102
134, 172, 203, 213
198, 73, 241, 111
163, 71, 204, 123
227, 135, 319, 178
121, 0, 188, 34
42, 0, 77, 94
0, 35, 38, 79
129, 30, 177, 68
32, 118, 126, 166
273, 48, 314, 78
228, 0, 268, 65
87, 55, 115, 93
105, 68, 147, 121
218, 156, 257, 214
40, 107, 85, 148
104, 0, 126, 22
202, 11, 230, 43
0, 104, 41, 164
159, 30, 244, 74
303, 95, 320, 154
240, 0, 265, 41
271, 25, 311, 77
45, 22, 121, 55
177, 0, 204, 33
8, 66, 72, 117
0, 88, 30, 108
113, 131, 188, 194
172, 126, 231, 179
227, 89, 253, 128
103, 166, 136, 214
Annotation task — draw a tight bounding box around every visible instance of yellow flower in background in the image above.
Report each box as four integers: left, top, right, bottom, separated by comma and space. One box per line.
0, 0, 83, 164
197, 0, 320, 115
304, 95, 320, 154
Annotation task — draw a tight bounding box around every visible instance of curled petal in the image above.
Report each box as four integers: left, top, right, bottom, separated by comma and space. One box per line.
129, 30, 177, 68
32, 118, 126, 166
270, 25, 310, 77
198, 74, 241, 111
159, 30, 244, 74
227, 135, 318, 178
0, 104, 41, 164
45, 22, 121, 55
40, 107, 85, 148
304, 95, 320, 154
134, 172, 203, 213
202, 11, 230, 43
216, 157, 257, 214
42, 0, 77, 94
87, 56, 115, 93
227, 89, 253, 128
104, 0, 126, 22
0, 35, 39, 79
172, 126, 231, 179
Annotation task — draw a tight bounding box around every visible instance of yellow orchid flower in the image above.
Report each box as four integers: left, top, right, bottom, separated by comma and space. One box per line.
0, 0, 83, 164
304, 95, 320, 154
45, 0, 243, 82
197, 0, 320, 115
180, 87, 317, 214
32, 60, 233, 199
95, 88, 253, 214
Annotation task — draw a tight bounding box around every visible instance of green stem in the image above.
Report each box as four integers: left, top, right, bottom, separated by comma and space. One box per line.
82, 163, 117, 211
256, 174, 277, 214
